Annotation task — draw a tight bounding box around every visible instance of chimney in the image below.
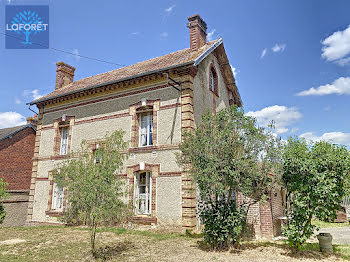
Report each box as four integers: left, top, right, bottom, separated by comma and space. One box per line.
187, 14, 207, 52
26, 114, 38, 127
55, 62, 76, 90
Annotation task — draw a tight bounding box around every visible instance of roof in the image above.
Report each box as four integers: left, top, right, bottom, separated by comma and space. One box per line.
31, 39, 224, 105
0, 124, 36, 142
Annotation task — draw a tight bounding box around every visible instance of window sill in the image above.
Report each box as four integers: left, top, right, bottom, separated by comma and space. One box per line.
45, 210, 64, 217
129, 146, 157, 153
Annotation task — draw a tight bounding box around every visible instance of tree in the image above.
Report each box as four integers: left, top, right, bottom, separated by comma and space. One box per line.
282, 137, 350, 249
0, 178, 8, 224
177, 106, 282, 249
54, 130, 129, 255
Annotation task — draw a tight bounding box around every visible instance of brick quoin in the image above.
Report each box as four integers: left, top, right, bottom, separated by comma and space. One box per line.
0, 127, 35, 191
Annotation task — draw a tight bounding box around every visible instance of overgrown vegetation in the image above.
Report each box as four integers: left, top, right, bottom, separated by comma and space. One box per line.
54, 130, 130, 255
0, 178, 8, 224
282, 138, 350, 249
178, 106, 282, 249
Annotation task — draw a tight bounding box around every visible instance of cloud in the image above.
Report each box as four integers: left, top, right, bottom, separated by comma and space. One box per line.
0, 112, 26, 128
230, 65, 237, 78
164, 5, 176, 13
130, 32, 140, 36
247, 105, 302, 134
300, 132, 350, 146
271, 43, 286, 53
260, 48, 267, 59
160, 32, 168, 38
14, 97, 21, 104
321, 25, 350, 64
23, 89, 44, 101
296, 77, 350, 96
207, 29, 216, 41
72, 49, 81, 62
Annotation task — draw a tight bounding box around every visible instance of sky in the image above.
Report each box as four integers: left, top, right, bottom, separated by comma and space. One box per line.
0, 0, 350, 146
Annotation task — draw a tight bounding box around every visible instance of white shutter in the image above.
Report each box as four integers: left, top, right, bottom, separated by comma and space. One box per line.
60, 127, 69, 155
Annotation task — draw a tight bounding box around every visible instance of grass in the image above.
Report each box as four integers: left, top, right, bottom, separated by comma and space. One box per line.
312, 219, 350, 228
0, 226, 349, 261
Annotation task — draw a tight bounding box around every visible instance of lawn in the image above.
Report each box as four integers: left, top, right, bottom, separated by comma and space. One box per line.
0, 226, 349, 261
312, 219, 350, 228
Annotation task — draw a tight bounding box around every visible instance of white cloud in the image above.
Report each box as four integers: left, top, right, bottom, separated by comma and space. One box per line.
300, 132, 350, 146
164, 5, 176, 12
247, 105, 302, 134
335, 57, 350, 66
260, 48, 267, 59
130, 32, 140, 36
160, 32, 168, 38
230, 65, 237, 78
0, 112, 26, 128
296, 77, 350, 96
14, 97, 21, 104
72, 49, 81, 62
23, 89, 44, 101
207, 29, 216, 41
321, 25, 350, 64
271, 43, 286, 53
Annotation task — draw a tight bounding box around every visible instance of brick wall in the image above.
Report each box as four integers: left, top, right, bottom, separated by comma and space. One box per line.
0, 127, 36, 191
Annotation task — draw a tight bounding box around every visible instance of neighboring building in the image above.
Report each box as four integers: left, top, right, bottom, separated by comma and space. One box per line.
0, 118, 36, 227
27, 14, 282, 238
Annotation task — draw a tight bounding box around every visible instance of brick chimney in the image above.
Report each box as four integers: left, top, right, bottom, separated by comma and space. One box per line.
55, 62, 75, 90
26, 114, 38, 127
187, 14, 207, 52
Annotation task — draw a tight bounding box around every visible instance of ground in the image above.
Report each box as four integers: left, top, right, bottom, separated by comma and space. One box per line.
0, 226, 349, 261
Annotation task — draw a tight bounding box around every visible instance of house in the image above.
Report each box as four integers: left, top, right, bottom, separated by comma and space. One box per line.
0, 118, 36, 227
27, 14, 283, 238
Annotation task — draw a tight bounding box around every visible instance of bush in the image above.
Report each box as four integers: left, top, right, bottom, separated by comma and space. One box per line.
200, 198, 246, 249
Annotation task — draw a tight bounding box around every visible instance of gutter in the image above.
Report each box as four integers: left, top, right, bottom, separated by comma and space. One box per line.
0, 124, 36, 142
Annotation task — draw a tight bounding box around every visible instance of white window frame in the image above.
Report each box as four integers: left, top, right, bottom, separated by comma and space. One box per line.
51, 183, 64, 211
59, 127, 69, 155
139, 112, 153, 147
133, 171, 152, 215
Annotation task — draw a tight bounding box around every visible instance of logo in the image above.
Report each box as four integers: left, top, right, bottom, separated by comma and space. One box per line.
5, 5, 49, 49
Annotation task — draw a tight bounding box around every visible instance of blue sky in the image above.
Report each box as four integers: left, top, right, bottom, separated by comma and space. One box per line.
1, 0, 350, 145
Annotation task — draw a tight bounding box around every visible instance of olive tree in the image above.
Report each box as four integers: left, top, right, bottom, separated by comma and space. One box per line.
177, 106, 282, 249
282, 137, 350, 249
54, 130, 129, 255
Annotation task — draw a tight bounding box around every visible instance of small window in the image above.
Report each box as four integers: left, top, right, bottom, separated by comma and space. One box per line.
60, 127, 69, 155
134, 172, 152, 215
51, 183, 64, 211
93, 144, 102, 164
209, 66, 218, 96
139, 112, 153, 147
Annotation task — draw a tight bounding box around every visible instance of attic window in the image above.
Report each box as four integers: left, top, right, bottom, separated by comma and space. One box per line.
209, 65, 218, 96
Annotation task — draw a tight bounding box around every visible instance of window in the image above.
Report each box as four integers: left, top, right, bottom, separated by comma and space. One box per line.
60, 127, 69, 155
51, 183, 64, 211
139, 113, 153, 147
93, 144, 102, 164
134, 172, 152, 214
209, 66, 218, 96
209, 70, 215, 92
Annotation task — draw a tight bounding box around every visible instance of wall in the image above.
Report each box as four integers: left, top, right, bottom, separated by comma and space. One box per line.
193, 53, 231, 126
0, 126, 35, 226
31, 80, 183, 225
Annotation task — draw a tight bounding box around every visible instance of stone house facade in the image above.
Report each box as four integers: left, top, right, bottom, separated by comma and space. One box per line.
27, 14, 283, 238
0, 119, 36, 227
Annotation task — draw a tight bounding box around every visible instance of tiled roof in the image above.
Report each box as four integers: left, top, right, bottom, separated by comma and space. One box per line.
34, 40, 219, 103
0, 125, 35, 141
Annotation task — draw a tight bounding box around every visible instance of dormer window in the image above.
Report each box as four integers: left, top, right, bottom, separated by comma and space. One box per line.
209, 65, 219, 96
